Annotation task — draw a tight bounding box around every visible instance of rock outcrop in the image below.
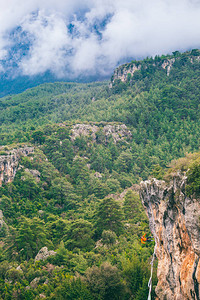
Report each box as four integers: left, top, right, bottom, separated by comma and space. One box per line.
35, 247, 56, 262
140, 175, 200, 300
112, 63, 141, 83
103, 124, 132, 143
0, 146, 34, 186
0, 210, 7, 231
161, 58, 175, 76
30, 277, 40, 288
71, 123, 132, 143
24, 168, 41, 182
71, 124, 99, 141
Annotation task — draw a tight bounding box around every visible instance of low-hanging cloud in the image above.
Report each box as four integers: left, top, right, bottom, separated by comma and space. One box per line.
1, 0, 200, 78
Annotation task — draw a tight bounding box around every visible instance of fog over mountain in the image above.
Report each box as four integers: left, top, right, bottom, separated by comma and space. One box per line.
1, 0, 200, 95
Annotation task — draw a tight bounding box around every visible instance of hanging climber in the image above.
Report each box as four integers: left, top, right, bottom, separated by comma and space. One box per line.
141, 233, 154, 244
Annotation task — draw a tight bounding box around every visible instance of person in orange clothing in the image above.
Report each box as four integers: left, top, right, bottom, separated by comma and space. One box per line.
141, 233, 153, 244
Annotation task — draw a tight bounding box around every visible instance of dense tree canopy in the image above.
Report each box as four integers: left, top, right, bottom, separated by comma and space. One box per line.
1, 50, 200, 299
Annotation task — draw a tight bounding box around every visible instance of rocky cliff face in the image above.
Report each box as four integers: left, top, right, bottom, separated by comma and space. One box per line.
0, 146, 34, 186
112, 63, 141, 83
161, 58, 175, 76
140, 174, 200, 300
0, 210, 7, 231
71, 123, 132, 143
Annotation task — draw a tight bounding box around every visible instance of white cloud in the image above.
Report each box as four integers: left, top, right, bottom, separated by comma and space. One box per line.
19, 11, 71, 76
1, 0, 200, 77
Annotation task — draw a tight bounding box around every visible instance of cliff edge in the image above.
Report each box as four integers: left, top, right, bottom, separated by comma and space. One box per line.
0, 146, 34, 186
140, 174, 200, 300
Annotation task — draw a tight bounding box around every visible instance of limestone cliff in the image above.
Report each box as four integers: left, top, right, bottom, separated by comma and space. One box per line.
161, 58, 175, 76
111, 63, 141, 83
140, 174, 200, 300
0, 146, 34, 186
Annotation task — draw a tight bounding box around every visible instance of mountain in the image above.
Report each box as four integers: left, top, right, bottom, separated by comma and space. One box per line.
1, 50, 200, 180
0, 49, 200, 299
0, 72, 109, 98
0, 72, 57, 98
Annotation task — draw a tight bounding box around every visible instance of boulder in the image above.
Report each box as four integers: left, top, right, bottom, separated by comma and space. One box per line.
35, 247, 56, 262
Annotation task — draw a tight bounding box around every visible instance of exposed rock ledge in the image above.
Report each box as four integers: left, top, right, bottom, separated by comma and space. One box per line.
0, 146, 34, 186
0, 210, 8, 231
35, 247, 56, 262
112, 63, 141, 83
140, 174, 200, 300
71, 123, 132, 143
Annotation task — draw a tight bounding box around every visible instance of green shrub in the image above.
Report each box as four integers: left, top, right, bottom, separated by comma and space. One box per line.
0, 151, 7, 155
101, 230, 117, 245
186, 159, 200, 197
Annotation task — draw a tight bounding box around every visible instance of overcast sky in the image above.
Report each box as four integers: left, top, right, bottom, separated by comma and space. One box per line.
1, 0, 200, 78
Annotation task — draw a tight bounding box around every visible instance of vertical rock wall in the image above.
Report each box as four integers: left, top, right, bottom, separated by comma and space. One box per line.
0, 147, 34, 186
140, 175, 200, 300
112, 63, 141, 82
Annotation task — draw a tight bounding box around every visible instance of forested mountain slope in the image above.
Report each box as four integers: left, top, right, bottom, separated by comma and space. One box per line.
0, 49, 200, 299
0, 126, 155, 299
1, 50, 200, 180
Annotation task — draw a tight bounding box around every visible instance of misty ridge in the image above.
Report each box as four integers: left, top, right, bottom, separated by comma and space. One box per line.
1, 0, 200, 83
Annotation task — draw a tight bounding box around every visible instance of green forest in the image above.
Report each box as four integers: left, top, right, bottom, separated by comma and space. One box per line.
0, 50, 200, 299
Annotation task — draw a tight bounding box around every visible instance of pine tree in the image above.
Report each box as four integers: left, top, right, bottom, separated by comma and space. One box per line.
95, 197, 124, 237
